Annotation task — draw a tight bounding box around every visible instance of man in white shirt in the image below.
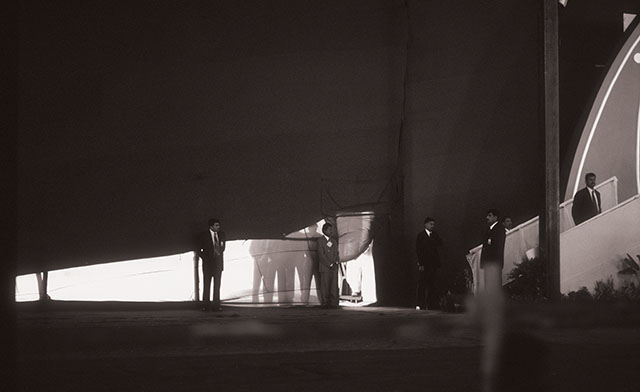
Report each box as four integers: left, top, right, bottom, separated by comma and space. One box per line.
480, 209, 506, 286
196, 218, 226, 311
415, 217, 443, 310
317, 222, 339, 309
479, 208, 506, 392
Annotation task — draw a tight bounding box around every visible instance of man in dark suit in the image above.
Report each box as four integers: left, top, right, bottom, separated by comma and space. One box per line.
479, 209, 507, 392
415, 217, 443, 310
502, 215, 513, 233
196, 218, 226, 311
317, 222, 339, 309
480, 209, 506, 287
571, 172, 601, 225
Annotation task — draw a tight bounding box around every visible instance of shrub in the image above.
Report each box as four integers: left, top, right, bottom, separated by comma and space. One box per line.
593, 278, 616, 300
439, 291, 465, 313
617, 281, 640, 301
563, 286, 592, 302
450, 264, 473, 295
505, 257, 547, 301
618, 254, 640, 275
502, 254, 640, 303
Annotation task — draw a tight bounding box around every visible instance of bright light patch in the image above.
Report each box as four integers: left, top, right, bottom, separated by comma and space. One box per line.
17, 253, 196, 302
624, 13, 637, 32
15, 218, 376, 306
15, 274, 39, 302
13, 241, 323, 304
341, 242, 377, 306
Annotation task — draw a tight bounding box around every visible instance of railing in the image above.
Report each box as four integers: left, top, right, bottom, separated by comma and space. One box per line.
560, 194, 640, 293
467, 176, 618, 293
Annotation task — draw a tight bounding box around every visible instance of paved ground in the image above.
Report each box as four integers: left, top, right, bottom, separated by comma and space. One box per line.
14, 301, 640, 391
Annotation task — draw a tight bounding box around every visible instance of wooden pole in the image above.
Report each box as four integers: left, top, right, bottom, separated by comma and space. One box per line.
3, 3, 18, 387
193, 252, 200, 302
36, 272, 44, 300
36, 271, 50, 301
543, 0, 561, 301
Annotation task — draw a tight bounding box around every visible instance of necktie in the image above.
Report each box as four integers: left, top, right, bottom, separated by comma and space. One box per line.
214, 233, 221, 255
591, 191, 599, 213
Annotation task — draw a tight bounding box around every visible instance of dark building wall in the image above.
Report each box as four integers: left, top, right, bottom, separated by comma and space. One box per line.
17, 0, 408, 273
400, 0, 543, 299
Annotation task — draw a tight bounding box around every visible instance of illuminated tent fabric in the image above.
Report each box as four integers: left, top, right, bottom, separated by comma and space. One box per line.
245, 214, 375, 303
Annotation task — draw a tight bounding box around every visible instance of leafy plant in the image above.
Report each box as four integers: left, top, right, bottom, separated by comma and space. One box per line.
618, 254, 640, 275
503, 254, 640, 303
563, 286, 592, 302
450, 264, 474, 295
505, 257, 547, 301
616, 281, 640, 301
614, 254, 640, 301
593, 278, 616, 301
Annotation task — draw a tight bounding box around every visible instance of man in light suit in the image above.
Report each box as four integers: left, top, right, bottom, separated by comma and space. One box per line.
415, 217, 443, 310
317, 222, 339, 309
571, 172, 601, 226
196, 218, 226, 311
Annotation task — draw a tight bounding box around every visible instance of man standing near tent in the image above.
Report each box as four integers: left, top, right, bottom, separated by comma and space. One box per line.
479, 208, 506, 392
197, 218, 226, 311
571, 172, 601, 225
480, 209, 506, 287
415, 217, 443, 310
318, 222, 340, 309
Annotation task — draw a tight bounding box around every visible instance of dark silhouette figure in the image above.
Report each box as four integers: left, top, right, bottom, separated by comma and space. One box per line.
415, 217, 443, 310
251, 240, 277, 303
571, 172, 601, 225
250, 239, 302, 303
296, 223, 321, 304
295, 242, 321, 304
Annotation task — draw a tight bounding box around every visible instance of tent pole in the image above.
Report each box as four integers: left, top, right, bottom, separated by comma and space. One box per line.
36, 271, 49, 301
193, 253, 200, 302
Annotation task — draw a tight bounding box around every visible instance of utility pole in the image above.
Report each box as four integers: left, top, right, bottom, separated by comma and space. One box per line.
543, 0, 561, 301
